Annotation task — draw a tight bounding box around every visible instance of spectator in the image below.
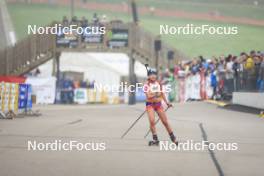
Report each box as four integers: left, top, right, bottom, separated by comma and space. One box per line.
210, 70, 218, 99
159, 50, 263, 102
244, 54, 255, 90
232, 56, 242, 91
258, 56, 264, 92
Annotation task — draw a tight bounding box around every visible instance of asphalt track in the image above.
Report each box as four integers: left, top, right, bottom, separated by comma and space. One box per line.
0, 102, 264, 176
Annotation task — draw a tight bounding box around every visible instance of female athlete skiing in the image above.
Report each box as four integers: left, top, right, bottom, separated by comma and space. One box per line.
144, 67, 178, 146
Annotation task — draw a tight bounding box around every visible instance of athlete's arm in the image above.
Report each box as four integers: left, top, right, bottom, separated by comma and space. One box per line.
161, 91, 172, 107
158, 81, 170, 106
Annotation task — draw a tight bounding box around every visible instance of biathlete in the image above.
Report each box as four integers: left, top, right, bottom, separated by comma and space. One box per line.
144, 68, 178, 146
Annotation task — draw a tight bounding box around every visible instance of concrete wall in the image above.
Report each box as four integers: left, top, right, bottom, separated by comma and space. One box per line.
233, 92, 264, 109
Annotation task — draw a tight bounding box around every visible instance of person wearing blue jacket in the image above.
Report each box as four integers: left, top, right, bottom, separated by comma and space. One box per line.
211, 70, 218, 99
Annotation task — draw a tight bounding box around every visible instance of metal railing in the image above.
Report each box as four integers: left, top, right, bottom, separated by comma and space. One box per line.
0, 32, 55, 75
233, 67, 264, 92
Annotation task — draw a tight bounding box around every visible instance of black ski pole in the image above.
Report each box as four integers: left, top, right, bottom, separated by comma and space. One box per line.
120, 63, 150, 139
143, 106, 170, 139
121, 63, 151, 139
121, 110, 147, 139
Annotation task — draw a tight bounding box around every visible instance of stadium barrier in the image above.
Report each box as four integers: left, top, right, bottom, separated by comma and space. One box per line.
168, 73, 215, 103
233, 68, 264, 92
168, 65, 264, 103
73, 88, 120, 104
0, 82, 32, 119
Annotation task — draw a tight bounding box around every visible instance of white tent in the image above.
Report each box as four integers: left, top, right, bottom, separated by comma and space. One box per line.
32, 52, 148, 104
38, 52, 147, 89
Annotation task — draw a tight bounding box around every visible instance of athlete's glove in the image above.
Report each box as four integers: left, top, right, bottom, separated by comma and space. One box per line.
166, 103, 173, 108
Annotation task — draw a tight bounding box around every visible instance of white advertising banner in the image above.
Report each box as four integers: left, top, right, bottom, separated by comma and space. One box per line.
185, 76, 192, 101
74, 88, 88, 104
206, 76, 213, 99
26, 77, 56, 104
192, 74, 201, 100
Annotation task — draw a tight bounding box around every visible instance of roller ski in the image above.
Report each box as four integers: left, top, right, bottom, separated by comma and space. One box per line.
170, 132, 179, 146
148, 140, 159, 146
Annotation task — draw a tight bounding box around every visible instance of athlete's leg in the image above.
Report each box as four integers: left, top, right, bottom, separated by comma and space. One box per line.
147, 107, 158, 141
156, 108, 173, 133
156, 108, 178, 144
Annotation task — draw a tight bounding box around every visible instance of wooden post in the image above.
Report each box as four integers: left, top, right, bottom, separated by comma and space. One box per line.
5, 48, 8, 75
70, 0, 74, 19
55, 52, 61, 104
154, 37, 161, 75
55, 52, 61, 83
128, 50, 136, 105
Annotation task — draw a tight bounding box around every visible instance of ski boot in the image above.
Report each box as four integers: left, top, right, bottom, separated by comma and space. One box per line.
148, 140, 159, 146
169, 132, 179, 146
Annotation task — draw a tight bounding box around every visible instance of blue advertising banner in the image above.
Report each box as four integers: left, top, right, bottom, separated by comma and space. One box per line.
27, 85, 32, 110
18, 84, 28, 110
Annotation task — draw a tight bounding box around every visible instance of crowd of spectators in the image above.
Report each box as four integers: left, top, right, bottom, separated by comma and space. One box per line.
59, 50, 264, 103
167, 50, 264, 101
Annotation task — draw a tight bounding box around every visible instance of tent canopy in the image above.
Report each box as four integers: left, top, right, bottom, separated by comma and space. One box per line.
38, 52, 147, 85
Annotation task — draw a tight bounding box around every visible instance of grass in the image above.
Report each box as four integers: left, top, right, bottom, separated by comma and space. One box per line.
89, 0, 264, 20
7, 3, 264, 58
140, 16, 264, 57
